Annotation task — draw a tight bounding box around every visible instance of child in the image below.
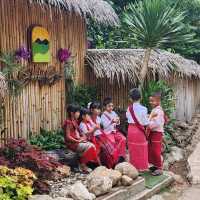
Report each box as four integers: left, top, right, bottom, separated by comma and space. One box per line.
126, 89, 149, 172
79, 107, 118, 168
148, 92, 165, 176
101, 97, 126, 162
63, 104, 99, 173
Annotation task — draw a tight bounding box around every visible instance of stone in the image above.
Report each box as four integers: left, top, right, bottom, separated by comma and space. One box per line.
115, 162, 139, 180
121, 175, 133, 186
147, 195, 164, 200
170, 147, 184, 162
168, 172, 184, 184
56, 165, 71, 177
87, 166, 122, 186
69, 181, 95, 200
57, 187, 70, 197
54, 198, 73, 200
29, 195, 53, 200
87, 176, 112, 196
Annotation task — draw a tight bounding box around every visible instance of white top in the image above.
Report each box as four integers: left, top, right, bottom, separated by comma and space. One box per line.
79, 118, 102, 136
101, 111, 119, 134
126, 103, 149, 126
149, 106, 165, 133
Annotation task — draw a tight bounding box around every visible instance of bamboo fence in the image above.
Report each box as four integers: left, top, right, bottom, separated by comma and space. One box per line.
0, 0, 86, 144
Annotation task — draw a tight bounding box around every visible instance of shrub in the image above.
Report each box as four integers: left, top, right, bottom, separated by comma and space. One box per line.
0, 138, 62, 178
30, 128, 65, 151
0, 166, 35, 200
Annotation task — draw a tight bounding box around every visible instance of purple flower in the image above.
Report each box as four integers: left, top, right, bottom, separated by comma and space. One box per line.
15, 46, 31, 60
58, 48, 71, 63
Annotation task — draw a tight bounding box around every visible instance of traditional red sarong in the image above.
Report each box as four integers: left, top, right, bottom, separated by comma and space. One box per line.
148, 131, 163, 169
127, 106, 148, 171
103, 113, 126, 158
63, 119, 99, 164
84, 120, 119, 168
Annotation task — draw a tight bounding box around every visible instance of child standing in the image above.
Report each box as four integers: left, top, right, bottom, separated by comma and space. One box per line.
63, 104, 99, 173
126, 89, 149, 172
148, 92, 165, 176
101, 97, 126, 162
79, 107, 118, 169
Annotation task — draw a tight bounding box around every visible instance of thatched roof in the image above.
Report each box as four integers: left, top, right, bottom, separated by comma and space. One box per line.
29, 0, 119, 25
86, 49, 200, 84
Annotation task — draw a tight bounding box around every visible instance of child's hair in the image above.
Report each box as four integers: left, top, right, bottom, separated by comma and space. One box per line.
129, 88, 141, 101
103, 97, 112, 106
151, 91, 162, 101
90, 101, 101, 110
80, 108, 91, 121
67, 104, 80, 117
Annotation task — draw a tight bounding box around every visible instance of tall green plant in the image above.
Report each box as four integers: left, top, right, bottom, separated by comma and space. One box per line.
123, 0, 194, 85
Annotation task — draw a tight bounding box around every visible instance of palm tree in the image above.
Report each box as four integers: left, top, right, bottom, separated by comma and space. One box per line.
123, 0, 194, 86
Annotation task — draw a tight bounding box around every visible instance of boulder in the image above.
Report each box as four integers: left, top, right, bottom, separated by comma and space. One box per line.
115, 162, 138, 180
69, 181, 95, 200
29, 195, 53, 200
87, 166, 122, 186
121, 175, 133, 186
87, 176, 112, 197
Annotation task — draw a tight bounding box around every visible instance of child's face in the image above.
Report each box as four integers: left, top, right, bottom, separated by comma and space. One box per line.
91, 108, 101, 116
105, 103, 114, 112
149, 96, 160, 108
83, 114, 91, 121
74, 111, 80, 120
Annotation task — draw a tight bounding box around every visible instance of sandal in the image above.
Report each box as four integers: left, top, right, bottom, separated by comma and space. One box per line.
149, 166, 157, 172
152, 169, 163, 176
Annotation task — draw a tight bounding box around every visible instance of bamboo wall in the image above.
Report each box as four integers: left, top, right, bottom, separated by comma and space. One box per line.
86, 66, 200, 122
0, 0, 86, 143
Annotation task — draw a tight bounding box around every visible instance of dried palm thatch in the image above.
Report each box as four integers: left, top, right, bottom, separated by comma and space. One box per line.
28, 0, 119, 25
86, 49, 200, 84
0, 72, 7, 99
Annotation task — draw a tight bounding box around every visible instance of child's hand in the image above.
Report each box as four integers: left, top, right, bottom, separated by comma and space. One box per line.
149, 113, 158, 120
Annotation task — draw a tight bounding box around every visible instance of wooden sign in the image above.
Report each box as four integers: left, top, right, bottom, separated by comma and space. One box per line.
31, 26, 50, 63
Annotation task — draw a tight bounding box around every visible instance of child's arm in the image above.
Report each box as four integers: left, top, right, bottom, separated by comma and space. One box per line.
65, 126, 80, 143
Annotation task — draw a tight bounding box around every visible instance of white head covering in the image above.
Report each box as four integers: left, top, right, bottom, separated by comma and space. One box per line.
87, 102, 92, 109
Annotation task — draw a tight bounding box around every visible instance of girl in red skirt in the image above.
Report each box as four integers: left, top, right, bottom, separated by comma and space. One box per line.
79, 107, 118, 169
101, 97, 126, 162
63, 104, 99, 173
126, 89, 149, 172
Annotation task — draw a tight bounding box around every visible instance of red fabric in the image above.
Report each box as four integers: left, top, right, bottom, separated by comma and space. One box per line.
96, 133, 119, 169
148, 131, 163, 169
107, 132, 126, 158
63, 119, 79, 151
80, 146, 98, 164
128, 124, 148, 171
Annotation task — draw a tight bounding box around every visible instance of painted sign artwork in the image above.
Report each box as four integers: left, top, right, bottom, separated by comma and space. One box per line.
32, 26, 50, 63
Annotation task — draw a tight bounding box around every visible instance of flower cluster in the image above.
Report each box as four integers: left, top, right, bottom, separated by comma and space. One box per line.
15, 46, 31, 60
58, 48, 71, 63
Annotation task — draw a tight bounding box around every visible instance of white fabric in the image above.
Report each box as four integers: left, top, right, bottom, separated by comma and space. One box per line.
126, 103, 149, 126
79, 120, 102, 136
101, 111, 119, 134
149, 106, 165, 132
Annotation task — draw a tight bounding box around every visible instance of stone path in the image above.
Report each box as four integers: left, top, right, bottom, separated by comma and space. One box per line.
188, 142, 200, 184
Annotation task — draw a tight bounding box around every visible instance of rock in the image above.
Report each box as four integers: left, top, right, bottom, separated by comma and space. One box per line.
148, 195, 164, 200
121, 175, 133, 186
54, 198, 73, 200
170, 147, 184, 162
87, 176, 112, 196
57, 187, 70, 197
56, 165, 71, 177
29, 195, 53, 200
69, 181, 95, 200
115, 162, 138, 180
168, 172, 184, 184
87, 166, 122, 186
